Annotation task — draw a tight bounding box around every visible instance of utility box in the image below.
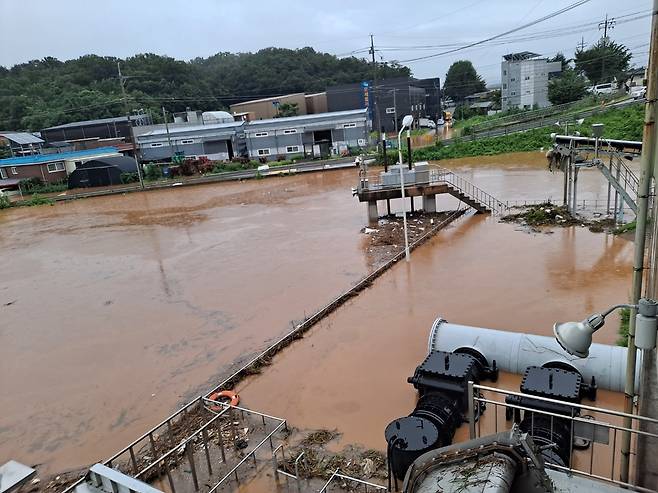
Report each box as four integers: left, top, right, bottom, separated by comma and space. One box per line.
415, 162, 429, 184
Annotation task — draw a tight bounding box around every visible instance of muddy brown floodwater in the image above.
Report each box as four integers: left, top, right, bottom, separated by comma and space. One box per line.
0, 151, 633, 479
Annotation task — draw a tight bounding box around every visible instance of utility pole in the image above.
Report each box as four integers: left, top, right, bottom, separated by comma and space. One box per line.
369, 34, 382, 148
577, 37, 586, 52
162, 106, 174, 159
620, 0, 658, 485
117, 61, 144, 189
598, 14, 616, 83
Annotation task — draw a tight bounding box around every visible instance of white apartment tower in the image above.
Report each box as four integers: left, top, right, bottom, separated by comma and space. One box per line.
501, 52, 562, 111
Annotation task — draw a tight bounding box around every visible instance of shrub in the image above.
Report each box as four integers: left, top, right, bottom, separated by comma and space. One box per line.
0, 193, 10, 209
144, 165, 163, 181
19, 177, 67, 194
26, 194, 54, 206
120, 172, 139, 184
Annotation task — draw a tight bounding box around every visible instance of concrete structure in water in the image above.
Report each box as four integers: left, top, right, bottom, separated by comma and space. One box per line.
501, 52, 561, 111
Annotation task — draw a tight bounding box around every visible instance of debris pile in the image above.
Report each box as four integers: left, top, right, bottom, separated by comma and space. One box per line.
502, 202, 621, 234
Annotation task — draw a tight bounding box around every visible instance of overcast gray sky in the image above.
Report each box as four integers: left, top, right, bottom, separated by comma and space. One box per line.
0, 0, 652, 84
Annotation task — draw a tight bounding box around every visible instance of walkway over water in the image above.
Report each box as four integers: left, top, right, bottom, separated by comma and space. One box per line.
356, 162, 507, 222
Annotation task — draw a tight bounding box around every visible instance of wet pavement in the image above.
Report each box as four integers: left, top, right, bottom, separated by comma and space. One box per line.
0, 151, 634, 476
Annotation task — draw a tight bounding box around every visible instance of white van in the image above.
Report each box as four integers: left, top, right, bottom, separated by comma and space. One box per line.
591, 83, 615, 95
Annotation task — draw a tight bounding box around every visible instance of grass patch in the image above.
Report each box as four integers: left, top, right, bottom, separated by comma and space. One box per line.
614, 220, 637, 235
26, 194, 54, 206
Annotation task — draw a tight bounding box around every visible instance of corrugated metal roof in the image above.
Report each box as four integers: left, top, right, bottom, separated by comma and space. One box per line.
0, 147, 119, 167
0, 132, 44, 145
43, 115, 147, 130
246, 109, 367, 130
137, 121, 244, 139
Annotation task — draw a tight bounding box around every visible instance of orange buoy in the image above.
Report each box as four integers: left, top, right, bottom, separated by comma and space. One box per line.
208, 390, 240, 411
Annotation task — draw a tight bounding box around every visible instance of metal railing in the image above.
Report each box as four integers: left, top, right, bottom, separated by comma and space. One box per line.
318, 469, 387, 492
359, 163, 507, 215
433, 168, 507, 214
466, 382, 658, 492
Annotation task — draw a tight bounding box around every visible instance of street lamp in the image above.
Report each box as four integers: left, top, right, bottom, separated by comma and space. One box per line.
554, 297, 658, 358
398, 114, 414, 262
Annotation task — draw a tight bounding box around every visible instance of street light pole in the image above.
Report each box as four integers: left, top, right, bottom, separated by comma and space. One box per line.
620, 0, 658, 483
397, 115, 414, 262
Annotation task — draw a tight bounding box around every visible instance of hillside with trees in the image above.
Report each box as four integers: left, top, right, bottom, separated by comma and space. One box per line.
0, 47, 410, 131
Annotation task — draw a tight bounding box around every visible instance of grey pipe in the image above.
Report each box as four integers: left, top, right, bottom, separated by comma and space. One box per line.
427, 318, 640, 393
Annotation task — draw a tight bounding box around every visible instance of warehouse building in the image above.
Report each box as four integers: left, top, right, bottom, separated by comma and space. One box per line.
230, 93, 308, 120
40, 114, 151, 144
137, 121, 245, 162
243, 109, 368, 160
0, 132, 44, 156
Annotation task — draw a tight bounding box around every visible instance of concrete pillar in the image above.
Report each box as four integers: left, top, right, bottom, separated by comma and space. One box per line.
423, 194, 436, 213
367, 201, 379, 225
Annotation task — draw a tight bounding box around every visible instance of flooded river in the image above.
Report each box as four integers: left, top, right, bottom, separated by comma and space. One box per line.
0, 151, 633, 475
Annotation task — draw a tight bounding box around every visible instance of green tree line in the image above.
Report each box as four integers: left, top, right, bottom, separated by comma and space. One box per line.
0, 48, 410, 131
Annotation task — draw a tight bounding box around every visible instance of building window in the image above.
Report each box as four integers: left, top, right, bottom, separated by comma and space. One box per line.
526, 90, 531, 94
343, 123, 357, 129
150, 143, 164, 148
511, 91, 516, 96
282, 129, 297, 135
11, 167, 17, 175
254, 132, 269, 137
286, 145, 300, 153
510, 77, 516, 82
385, 107, 395, 114
524, 76, 530, 80
503, 70, 507, 75
257, 148, 271, 156
47, 162, 65, 173
0, 168, 6, 179
180, 139, 194, 145
502, 83, 507, 89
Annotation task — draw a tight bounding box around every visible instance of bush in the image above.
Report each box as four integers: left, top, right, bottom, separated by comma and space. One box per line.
144, 165, 163, 181
120, 172, 139, 184
0, 193, 10, 209
26, 194, 54, 206
19, 177, 67, 194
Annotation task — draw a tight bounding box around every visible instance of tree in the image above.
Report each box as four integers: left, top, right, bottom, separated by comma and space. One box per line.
574, 38, 631, 85
276, 102, 299, 117
443, 60, 486, 102
547, 69, 589, 105
549, 52, 570, 71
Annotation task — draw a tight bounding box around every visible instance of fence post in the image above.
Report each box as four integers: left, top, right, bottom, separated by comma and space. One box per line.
467, 381, 476, 439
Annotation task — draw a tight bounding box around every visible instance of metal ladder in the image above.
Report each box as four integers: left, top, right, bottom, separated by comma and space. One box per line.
432, 167, 508, 215
595, 153, 639, 214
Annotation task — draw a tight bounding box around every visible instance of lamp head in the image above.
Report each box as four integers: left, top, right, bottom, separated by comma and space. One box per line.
402, 115, 414, 128
553, 313, 605, 358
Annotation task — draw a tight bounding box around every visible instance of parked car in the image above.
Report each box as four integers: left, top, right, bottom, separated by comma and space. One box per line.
418, 118, 436, 129
589, 82, 616, 95
630, 86, 647, 100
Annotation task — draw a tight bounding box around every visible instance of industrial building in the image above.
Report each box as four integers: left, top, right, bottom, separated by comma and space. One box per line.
137, 121, 245, 162
501, 52, 562, 111
0, 147, 120, 185
40, 114, 151, 144
243, 109, 367, 160
229, 93, 308, 120
326, 77, 441, 133
135, 109, 368, 162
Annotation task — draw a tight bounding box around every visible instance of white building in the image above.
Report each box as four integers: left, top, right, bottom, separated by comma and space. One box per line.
501, 52, 562, 111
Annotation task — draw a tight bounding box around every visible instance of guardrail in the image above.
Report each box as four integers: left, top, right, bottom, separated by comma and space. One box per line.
466, 382, 658, 492
318, 469, 387, 492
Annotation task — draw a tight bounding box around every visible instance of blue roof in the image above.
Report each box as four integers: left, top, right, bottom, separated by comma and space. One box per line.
0, 147, 119, 167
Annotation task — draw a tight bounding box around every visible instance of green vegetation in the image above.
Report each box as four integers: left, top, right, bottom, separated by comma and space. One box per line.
548, 69, 589, 105
19, 177, 67, 194
0, 49, 410, 131
25, 194, 54, 206
144, 165, 163, 181
211, 161, 259, 173
575, 38, 632, 85
0, 193, 11, 209
614, 220, 637, 235
443, 60, 486, 102
576, 104, 644, 141
120, 172, 139, 184
618, 307, 631, 347
275, 102, 299, 118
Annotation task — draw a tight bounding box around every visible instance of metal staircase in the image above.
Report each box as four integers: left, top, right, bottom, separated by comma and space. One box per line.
594, 153, 639, 214
432, 167, 508, 214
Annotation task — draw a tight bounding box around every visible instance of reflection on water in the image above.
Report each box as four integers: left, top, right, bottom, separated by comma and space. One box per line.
0, 152, 633, 475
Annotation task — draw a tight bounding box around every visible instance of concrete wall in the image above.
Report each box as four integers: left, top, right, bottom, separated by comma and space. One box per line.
230, 93, 308, 120
305, 93, 328, 114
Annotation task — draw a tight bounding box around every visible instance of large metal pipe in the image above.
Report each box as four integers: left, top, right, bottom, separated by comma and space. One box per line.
427, 318, 640, 393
